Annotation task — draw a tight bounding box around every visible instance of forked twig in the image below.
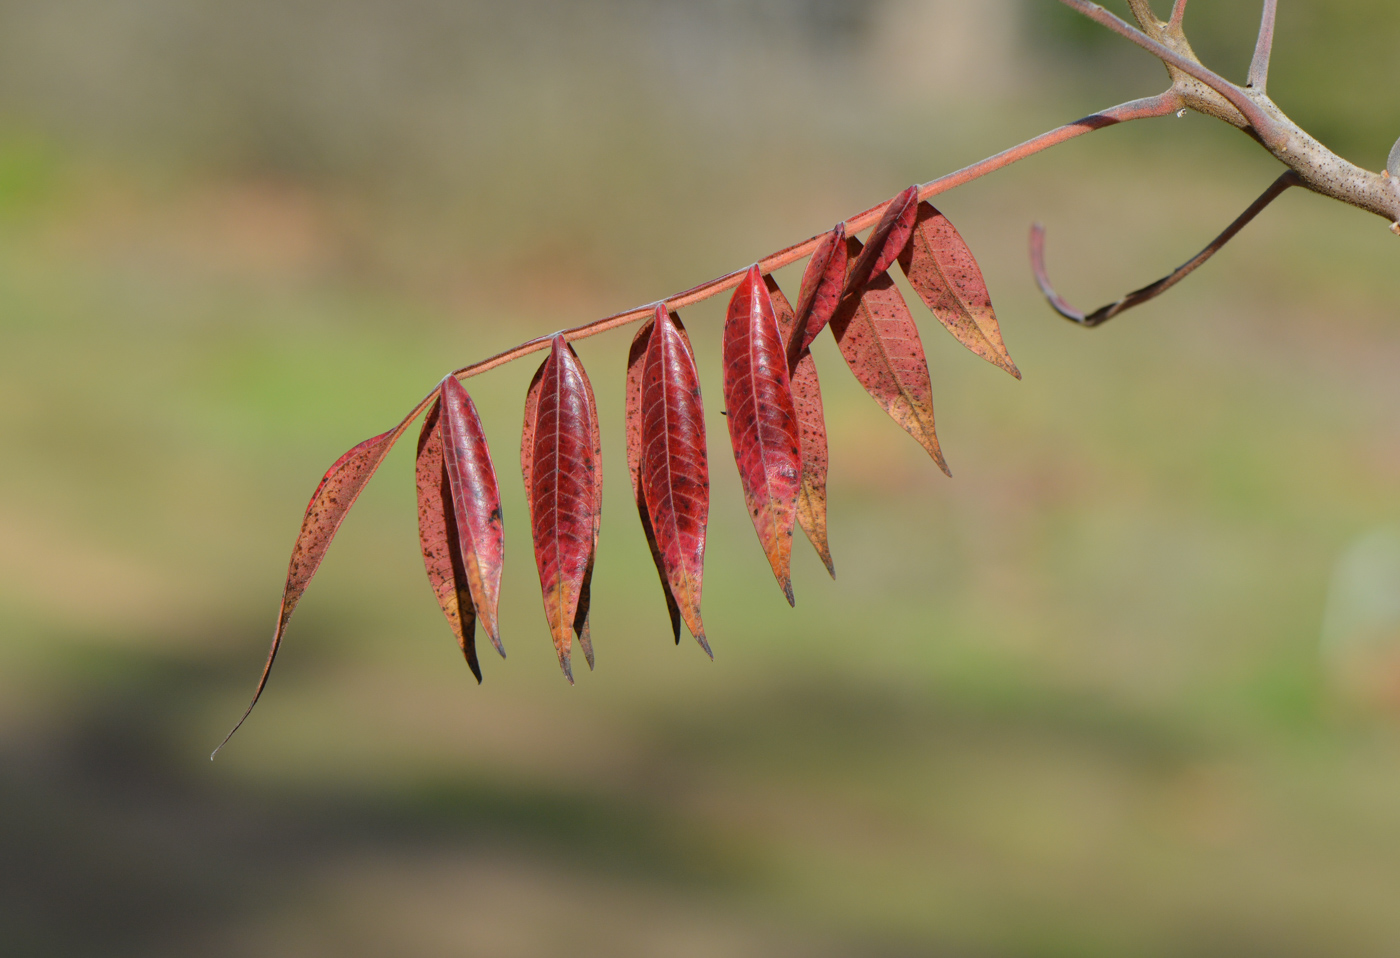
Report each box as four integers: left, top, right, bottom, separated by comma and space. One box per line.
1057, 0, 1280, 146
1030, 170, 1301, 327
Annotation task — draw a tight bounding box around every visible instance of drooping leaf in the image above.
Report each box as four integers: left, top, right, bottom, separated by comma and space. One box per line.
626, 315, 682, 645
843, 184, 919, 296
215, 410, 418, 757
723, 264, 802, 606
791, 222, 849, 358
899, 200, 1019, 378
439, 375, 507, 656
832, 236, 950, 476
415, 397, 482, 682
640, 304, 712, 655
522, 335, 602, 682
768, 277, 834, 578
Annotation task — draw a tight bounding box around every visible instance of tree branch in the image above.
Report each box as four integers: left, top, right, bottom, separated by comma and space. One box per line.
1057, 0, 1281, 147
441, 92, 1182, 384
1247, 0, 1277, 91
1030, 171, 1300, 327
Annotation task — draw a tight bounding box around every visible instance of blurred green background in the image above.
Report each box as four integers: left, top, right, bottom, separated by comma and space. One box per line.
3, 1, 1400, 955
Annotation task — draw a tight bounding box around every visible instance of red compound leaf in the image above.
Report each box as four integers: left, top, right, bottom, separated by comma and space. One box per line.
723, 265, 802, 606
832, 236, 950, 477
791, 222, 850, 358
415, 396, 482, 681
768, 277, 834, 578
522, 335, 602, 682
640, 304, 711, 655
439, 375, 506, 656
899, 200, 1019, 378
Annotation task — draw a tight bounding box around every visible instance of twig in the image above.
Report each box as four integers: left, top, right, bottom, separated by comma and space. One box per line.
442, 93, 1182, 384
1169, 0, 1188, 32
1057, 0, 1281, 147
1247, 0, 1277, 90
1030, 171, 1300, 327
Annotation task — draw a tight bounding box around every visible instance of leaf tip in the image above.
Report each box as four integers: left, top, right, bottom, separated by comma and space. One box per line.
695, 632, 714, 659
781, 577, 795, 608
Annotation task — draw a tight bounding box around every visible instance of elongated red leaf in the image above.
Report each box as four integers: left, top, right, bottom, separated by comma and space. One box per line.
844, 184, 919, 296
415, 397, 482, 682
723, 265, 802, 606
832, 236, 950, 476
215, 409, 418, 757
640, 304, 712, 655
626, 314, 682, 645
522, 335, 601, 682
899, 200, 1019, 378
439, 375, 506, 655
767, 277, 834, 578
791, 223, 849, 358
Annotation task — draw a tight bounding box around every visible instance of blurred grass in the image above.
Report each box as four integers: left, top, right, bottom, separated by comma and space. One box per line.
3, 1, 1400, 956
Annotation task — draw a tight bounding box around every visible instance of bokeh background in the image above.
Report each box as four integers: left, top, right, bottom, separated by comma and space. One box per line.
3, 1, 1400, 955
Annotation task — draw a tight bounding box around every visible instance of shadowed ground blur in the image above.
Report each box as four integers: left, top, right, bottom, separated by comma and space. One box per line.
3, 1, 1400, 955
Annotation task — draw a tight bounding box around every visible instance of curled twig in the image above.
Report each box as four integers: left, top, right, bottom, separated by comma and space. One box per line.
1031, 170, 1300, 327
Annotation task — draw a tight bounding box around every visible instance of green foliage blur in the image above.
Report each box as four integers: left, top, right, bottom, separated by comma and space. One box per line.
2, 1, 1400, 955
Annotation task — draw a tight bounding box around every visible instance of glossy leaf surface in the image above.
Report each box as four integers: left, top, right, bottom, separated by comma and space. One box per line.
415, 398, 482, 681
439, 375, 506, 655
640, 305, 711, 654
832, 236, 950, 476
899, 200, 1019, 378
768, 278, 834, 578
791, 222, 849, 358
626, 315, 682, 645
723, 265, 802, 605
522, 335, 601, 682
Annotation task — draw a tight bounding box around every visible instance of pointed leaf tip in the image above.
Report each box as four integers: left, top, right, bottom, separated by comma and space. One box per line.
216, 408, 417, 757
834, 236, 950, 477
899, 201, 1019, 378
416, 398, 482, 682
768, 277, 836, 578
724, 266, 802, 604
524, 334, 601, 681
639, 304, 711, 653
439, 375, 507, 658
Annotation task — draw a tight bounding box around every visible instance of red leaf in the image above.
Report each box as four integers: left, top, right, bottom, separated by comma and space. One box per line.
626, 314, 682, 645
522, 335, 602, 682
723, 265, 802, 606
899, 200, 1019, 378
439, 375, 506, 655
768, 277, 834, 578
844, 185, 919, 296
640, 304, 712, 655
791, 223, 849, 358
832, 236, 950, 476
214, 412, 416, 757
415, 397, 482, 682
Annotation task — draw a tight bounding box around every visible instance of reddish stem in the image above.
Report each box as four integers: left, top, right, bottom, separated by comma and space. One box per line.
436, 91, 1181, 397
1247, 0, 1277, 90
